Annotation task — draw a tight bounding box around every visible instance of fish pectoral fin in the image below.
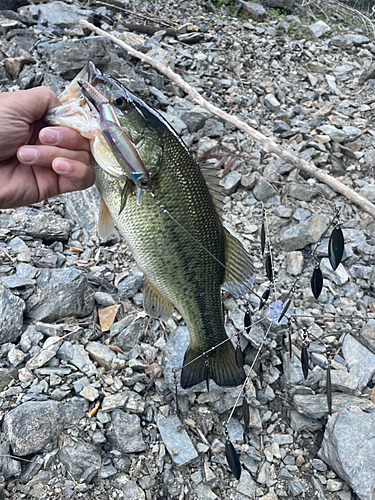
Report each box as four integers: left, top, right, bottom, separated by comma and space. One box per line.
98, 198, 114, 239
223, 228, 256, 298
181, 341, 246, 389
143, 280, 174, 321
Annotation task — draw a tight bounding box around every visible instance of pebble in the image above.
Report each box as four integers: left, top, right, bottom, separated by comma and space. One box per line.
341, 334, 375, 390
156, 414, 198, 466
0, 2, 374, 498
106, 409, 146, 453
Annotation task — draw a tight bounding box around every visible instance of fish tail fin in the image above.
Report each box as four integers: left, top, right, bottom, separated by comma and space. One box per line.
180, 341, 246, 389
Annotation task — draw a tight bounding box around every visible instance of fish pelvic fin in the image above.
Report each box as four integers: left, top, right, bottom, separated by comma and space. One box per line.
180, 341, 246, 389
143, 279, 174, 321
98, 198, 114, 239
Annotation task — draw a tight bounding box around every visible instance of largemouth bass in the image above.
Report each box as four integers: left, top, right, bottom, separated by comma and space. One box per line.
46, 62, 255, 389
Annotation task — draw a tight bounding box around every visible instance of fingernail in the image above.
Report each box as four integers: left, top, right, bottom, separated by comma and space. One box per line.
19, 147, 37, 163
53, 159, 70, 173
40, 128, 61, 145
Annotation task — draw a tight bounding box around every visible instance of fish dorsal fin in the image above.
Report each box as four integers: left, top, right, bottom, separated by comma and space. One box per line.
98, 198, 114, 239
198, 161, 225, 217
143, 279, 174, 321
223, 228, 256, 298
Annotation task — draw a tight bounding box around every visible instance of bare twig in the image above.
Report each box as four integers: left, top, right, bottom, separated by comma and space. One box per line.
79, 19, 375, 218
95, 0, 177, 27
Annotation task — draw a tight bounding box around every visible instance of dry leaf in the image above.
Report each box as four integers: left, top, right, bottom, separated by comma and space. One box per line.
371, 387, 375, 405
115, 270, 129, 288
99, 305, 119, 331
145, 362, 162, 379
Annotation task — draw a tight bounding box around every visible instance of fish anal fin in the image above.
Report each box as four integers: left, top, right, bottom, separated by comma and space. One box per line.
98, 198, 114, 239
223, 228, 256, 298
180, 341, 246, 389
143, 280, 174, 321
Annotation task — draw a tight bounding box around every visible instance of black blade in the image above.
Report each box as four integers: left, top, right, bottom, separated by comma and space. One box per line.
326, 363, 332, 415
235, 345, 244, 369
265, 254, 273, 282
278, 298, 291, 323
288, 329, 292, 358
259, 287, 270, 311
260, 222, 266, 255
225, 439, 241, 480
244, 310, 252, 335
242, 398, 249, 434
205, 362, 210, 392
311, 266, 323, 299
328, 226, 344, 271
301, 345, 309, 380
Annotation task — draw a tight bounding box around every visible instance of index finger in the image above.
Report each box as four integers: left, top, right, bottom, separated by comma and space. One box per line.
39, 126, 90, 152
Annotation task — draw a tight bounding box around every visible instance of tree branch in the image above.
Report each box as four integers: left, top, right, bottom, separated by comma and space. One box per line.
80, 19, 375, 218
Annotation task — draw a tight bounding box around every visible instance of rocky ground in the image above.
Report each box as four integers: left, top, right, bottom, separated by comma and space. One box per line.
0, 0, 375, 498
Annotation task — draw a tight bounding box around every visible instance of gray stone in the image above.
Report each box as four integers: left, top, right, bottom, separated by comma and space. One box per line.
106, 409, 146, 453
360, 320, 375, 355
220, 171, 242, 195
1, 275, 35, 288
0, 284, 25, 343
117, 269, 144, 298
3, 398, 88, 456
288, 183, 314, 202
273, 120, 290, 134
236, 0, 267, 20
26, 336, 63, 370
121, 480, 146, 500
0, 440, 21, 479
203, 118, 224, 138
63, 186, 101, 236
264, 93, 281, 113
358, 184, 375, 203
94, 292, 116, 307
320, 258, 349, 286
0, 368, 16, 391
101, 392, 128, 412
349, 264, 373, 280
236, 469, 256, 497
8, 208, 72, 241
58, 341, 96, 376
342, 126, 362, 142
328, 369, 359, 393
180, 110, 207, 132
289, 410, 321, 432
279, 215, 328, 252
19, 325, 43, 353
156, 414, 198, 466
26, 268, 94, 322
85, 342, 116, 369
37, 36, 130, 80
253, 176, 278, 201
317, 125, 347, 143
58, 435, 101, 482
319, 405, 375, 500
20, 1, 94, 28
293, 393, 375, 419
342, 334, 375, 391
308, 20, 330, 38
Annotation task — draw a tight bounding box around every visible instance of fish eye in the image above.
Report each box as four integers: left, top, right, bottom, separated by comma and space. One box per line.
138, 178, 149, 190
111, 95, 127, 108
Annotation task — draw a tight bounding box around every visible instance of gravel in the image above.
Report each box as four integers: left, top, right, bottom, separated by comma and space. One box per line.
0, 0, 374, 498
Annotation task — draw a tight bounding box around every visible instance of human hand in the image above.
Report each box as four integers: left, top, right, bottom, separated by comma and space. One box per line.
0, 86, 95, 209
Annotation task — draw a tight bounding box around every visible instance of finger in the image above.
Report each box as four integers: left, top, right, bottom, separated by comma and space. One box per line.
0, 87, 61, 124
39, 126, 90, 152
17, 144, 90, 167
52, 158, 96, 192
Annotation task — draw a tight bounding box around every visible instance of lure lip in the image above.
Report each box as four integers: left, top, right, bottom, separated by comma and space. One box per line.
76, 77, 152, 192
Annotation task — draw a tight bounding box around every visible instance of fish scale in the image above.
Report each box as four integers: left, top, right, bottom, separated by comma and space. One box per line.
95, 131, 226, 353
